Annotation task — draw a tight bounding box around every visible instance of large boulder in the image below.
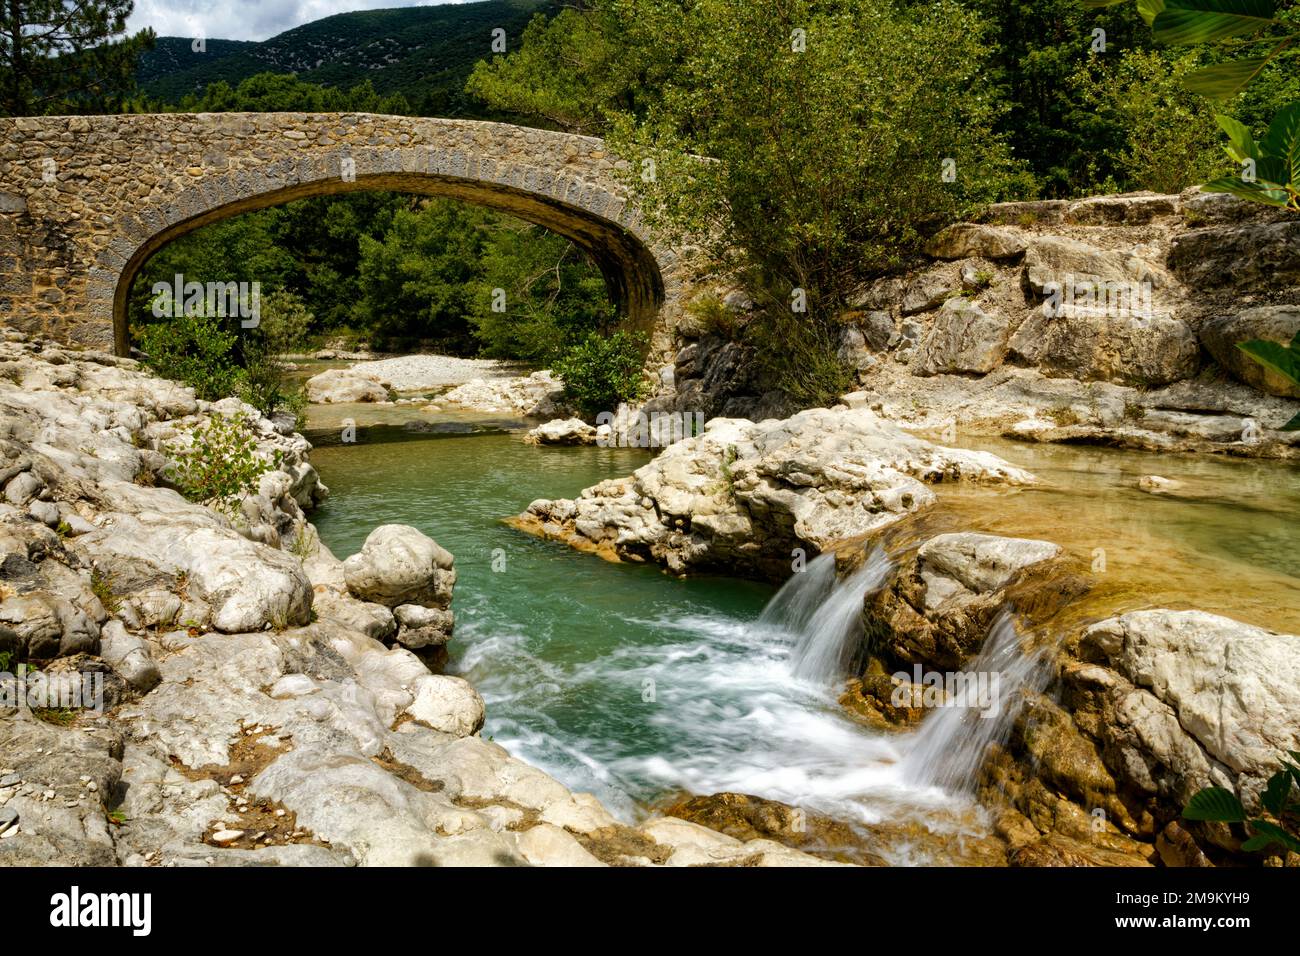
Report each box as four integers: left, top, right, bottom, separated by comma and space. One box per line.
404, 674, 485, 737
1009, 310, 1199, 386
1169, 220, 1300, 289
1022, 236, 1165, 296
342, 524, 455, 609
913, 299, 1010, 375
524, 418, 598, 446
518, 408, 1035, 580
924, 223, 1026, 260
1078, 610, 1300, 800
305, 368, 389, 404
1199, 306, 1300, 399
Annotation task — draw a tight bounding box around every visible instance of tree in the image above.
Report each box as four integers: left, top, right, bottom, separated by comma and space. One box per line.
0, 0, 153, 116
607, 0, 1027, 405
471, 222, 614, 364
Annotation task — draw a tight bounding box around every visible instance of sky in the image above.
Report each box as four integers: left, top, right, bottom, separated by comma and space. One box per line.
127, 0, 467, 44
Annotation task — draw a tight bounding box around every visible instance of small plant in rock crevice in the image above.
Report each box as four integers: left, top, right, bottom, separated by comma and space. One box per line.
1183, 752, 1300, 856
164, 413, 282, 514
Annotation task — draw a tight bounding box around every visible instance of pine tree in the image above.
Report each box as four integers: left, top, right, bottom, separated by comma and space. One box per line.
0, 0, 153, 116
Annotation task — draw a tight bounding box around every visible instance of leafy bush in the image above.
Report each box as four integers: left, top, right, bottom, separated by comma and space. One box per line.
135, 314, 244, 402
1070, 49, 1223, 193
554, 330, 649, 417
1207, 103, 1300, 211
164, 414, 281, 513
1183, 752, 1300, 855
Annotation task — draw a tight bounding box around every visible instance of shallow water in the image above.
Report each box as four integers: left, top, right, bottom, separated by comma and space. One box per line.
306, 403, 1300, 858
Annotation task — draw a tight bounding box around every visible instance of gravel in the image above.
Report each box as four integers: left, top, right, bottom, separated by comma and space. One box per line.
348, 355, 520, 393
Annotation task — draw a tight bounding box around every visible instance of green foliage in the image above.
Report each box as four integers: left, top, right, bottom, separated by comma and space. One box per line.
135, 2, 554, 115
972, 0, 1160, 196
178, 72, 411, 115
466, 1, 686, 133
471, 224, 615, 364
1086, 0, 1299, 100
1205, 103, 1300, 209
1237, 330, 1300, 428
354, 200, 491, 352
135, 313, 244, 402
1070, 49, 1224, 192
164, 414, 281, 512
1183, 753, 1300, 855
257, 290, 313, 355
0, 0, 154, 116
554, 330, 649, 417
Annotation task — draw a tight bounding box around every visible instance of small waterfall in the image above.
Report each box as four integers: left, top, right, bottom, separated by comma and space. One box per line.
757, 548, 893, 683
900, 610, 1053, 792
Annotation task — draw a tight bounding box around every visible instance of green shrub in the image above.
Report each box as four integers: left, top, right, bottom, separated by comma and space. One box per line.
164, 414, 282, 513
1183, 753, 1300, 856
554, 330, 649, 417
135, 314, 245, 402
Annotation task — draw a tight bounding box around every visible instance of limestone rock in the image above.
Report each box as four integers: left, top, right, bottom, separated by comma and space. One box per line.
519, 407, 1035, 581
342, 524, 455, 609
524, 417, 597, 446
1082, 610, 1300, 795
97, 620, 160, 693
404, 675, 485, 737
925, 223, 1026, 260
1009, 310, 1199, 387
1199, 306, 1300, 399
304, 368, 389, 404
913, 299, 1010, 375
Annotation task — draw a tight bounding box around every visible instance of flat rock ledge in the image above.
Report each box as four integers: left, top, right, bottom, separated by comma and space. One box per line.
516, 406, 1035, 581
840, 528, 1300, 867
0, 326, 836, 868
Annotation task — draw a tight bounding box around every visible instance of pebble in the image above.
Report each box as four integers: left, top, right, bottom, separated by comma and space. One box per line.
0, 807, 17, 833
229, 774, 244, 785
42, 789, 55, 801
0, 774, 20, 787
210, 829, 243, 844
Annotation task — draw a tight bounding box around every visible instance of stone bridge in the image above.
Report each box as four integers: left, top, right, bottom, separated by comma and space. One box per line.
0, 112, 692, 354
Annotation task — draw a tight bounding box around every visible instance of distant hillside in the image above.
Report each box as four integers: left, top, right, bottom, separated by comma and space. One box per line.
137, 1, 555, 115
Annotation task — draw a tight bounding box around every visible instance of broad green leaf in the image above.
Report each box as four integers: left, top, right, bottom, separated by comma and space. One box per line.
1237, 338, 1300, 383
1139, 0, 1169, 24
1186, 57, 1272, 99
1153, 1, 1278, 45
1183, 786, 1248, 822
1282, 409, 1300, 431
1244, 819, 1300, 853
1216, 113, 1261, 161
1262, 770, 1293, 815
1261, 101, 1300, 187
1201, 175, 1291, 206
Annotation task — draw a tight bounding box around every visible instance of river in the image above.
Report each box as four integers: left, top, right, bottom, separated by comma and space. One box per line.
304, 399, 1300, 863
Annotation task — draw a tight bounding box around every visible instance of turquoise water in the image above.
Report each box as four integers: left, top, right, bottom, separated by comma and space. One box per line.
306, 403, 1300, 841
306, 418, 909, 821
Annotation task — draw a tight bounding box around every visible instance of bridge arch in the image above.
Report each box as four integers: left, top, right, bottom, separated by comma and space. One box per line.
0, 113, 690, 354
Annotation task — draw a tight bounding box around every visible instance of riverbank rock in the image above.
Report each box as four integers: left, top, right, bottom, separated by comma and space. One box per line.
836, 522, 1298, 866
516, 407, 1035, 580
343, 524, 455, 609
525, 417, 599, 446
1199, 306, 1300, 399
0, 324, 837, 869
305, 368, 390, 404
441, 370, 569, 418
346, 354, 513, 393
654, 189, 1300, 459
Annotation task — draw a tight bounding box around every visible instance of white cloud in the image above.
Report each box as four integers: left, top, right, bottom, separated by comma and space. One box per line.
128, 0, 469, 44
